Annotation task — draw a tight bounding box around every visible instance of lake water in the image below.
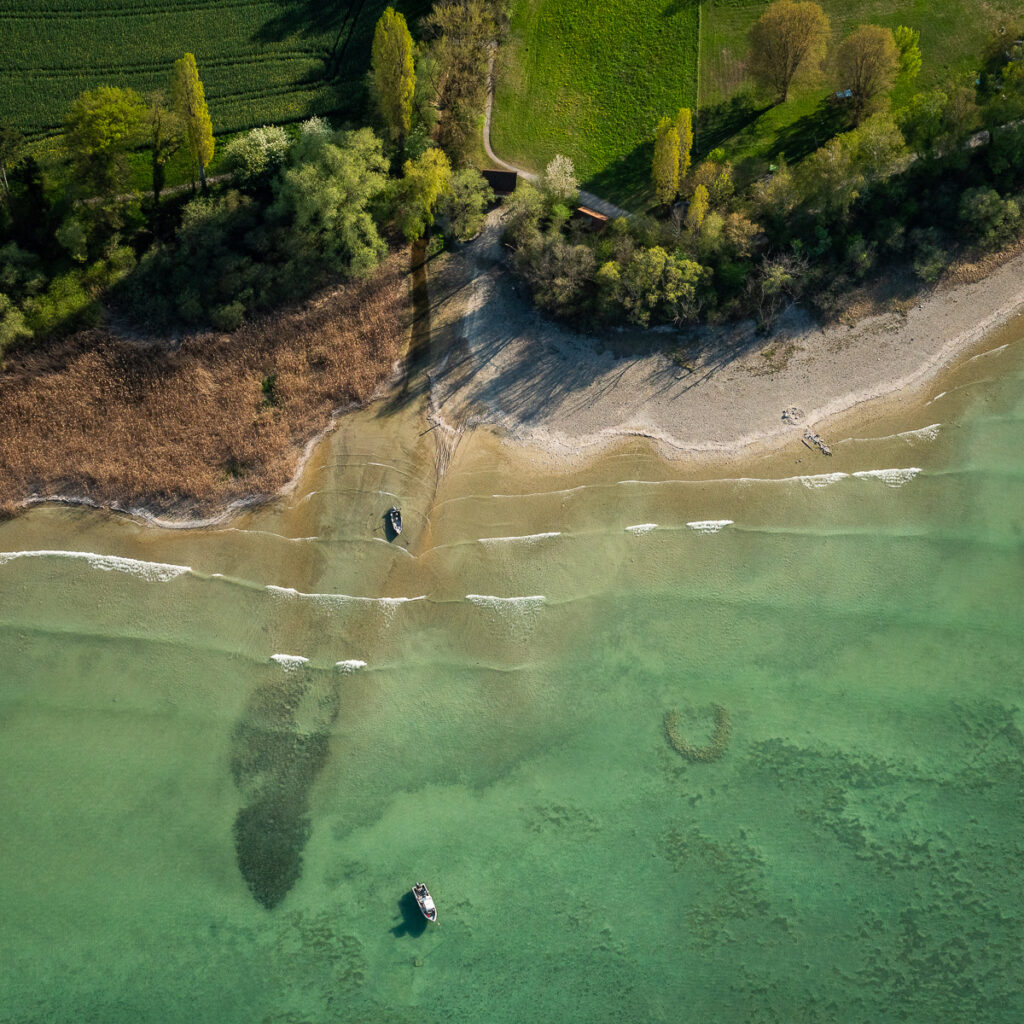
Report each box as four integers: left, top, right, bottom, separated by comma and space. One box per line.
2, 322, 1023, 1023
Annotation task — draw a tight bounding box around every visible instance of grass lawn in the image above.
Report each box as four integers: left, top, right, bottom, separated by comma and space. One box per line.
699, 0, 1020, 173
490, 0, 701, 208
0, 0, 430, 139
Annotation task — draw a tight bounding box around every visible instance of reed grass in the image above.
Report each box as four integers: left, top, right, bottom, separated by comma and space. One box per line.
0, 253, 410, 518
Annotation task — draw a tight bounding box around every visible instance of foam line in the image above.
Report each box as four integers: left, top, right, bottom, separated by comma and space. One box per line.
478, 532, 561, 544
851, 468, 922, 487
686, 520, 734, 533
466, 594, 546, 607
625, 523, 658, 534
271, 654, 309, 671
335, 660, 367, 672
0, 549, 190, 582
266, 585, 427, 607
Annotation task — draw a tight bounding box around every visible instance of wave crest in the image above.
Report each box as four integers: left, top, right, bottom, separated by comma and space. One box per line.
0, 549, 190, 582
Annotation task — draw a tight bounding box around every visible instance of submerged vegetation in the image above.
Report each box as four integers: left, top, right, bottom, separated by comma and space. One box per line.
665, 704, 732, 762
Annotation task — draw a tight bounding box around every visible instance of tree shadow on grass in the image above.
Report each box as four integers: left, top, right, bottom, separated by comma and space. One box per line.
767, 99, 852, 164
585, 142, 655, 212
695, 93, 771, 160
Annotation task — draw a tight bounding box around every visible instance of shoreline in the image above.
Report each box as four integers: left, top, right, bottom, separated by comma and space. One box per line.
6, 228, 1024, 529
426, 215, 1024, 470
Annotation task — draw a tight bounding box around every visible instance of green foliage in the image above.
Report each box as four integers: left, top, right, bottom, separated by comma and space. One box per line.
491, 0, 699, 203
0, 292, 31, 360
439, 168, 494, 241
675, 108, 694, 179
64, 86, 147, 197
172, 53, 215, 184
959, 186, 1022, 250
747, 1, 832, 103
837, 24, 900, 123
894, 26, 923, 80
609, 246, 707, 326
686, 184, 709, 233
652, 119, 680, 205
395, 147, 452, 241
223, 125, 291, 190
372, 7, 416, 144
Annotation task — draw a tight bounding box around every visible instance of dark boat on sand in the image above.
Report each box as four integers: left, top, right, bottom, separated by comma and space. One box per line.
412, 883, 437, 923
387, 506, 403, 536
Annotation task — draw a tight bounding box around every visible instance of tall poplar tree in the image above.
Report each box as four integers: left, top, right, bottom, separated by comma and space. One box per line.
652, 118, 681, 205
675, 107, 694, 178
172, 53, 214, 189
372, 7, 415, 146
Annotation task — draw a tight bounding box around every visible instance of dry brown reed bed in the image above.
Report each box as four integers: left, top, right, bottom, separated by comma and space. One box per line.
0, 252, 410, 520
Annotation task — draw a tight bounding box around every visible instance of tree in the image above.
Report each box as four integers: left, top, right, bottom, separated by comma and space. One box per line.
395, 147, 452, 241
959, 186, 1021, 250
147, 91, 183, 204
172, 53, 215, 189
543, 154, 579, 202
686, 184, 709, 233
652, 118, 680, 205
372, 7, 415, 145
439, 167, 493, 240
222, 124, 290, 191
0, 125, 25, 205
422, 0, 496, 161
675, 107, 694, 178
748, 1, 831, 103
894, 26, 922, 80
837, 25, 899, 124
64, 86, 146, 197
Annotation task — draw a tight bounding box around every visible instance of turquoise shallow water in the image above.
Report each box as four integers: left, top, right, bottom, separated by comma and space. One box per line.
1, 328, 1023, 1023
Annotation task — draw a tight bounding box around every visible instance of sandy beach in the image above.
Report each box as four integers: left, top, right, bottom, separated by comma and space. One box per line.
426, 211, 1024, 466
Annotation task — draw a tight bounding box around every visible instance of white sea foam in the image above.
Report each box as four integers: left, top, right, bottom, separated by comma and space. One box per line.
466, 594, 546, 609
266, 584, 426, 607
0, 549, 191, 582
797, 472, 849, 489
898, 424, 941, 443
686, 520, 734, 533
271, 654, 309, 671
625, 523, 658, 534
478, 532, 561, 544
335, 660, 367, 672
852, 468, 922, 488
928, 391, 947, 404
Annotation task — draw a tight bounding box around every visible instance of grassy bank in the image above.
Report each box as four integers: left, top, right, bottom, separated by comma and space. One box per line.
490, 0, 700, 207
0, 0, 430, 139
0, 254, 410, 517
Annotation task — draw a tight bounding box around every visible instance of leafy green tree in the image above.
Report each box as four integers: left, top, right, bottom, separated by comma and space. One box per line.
273, 127, 390, 277
147, 91, 184, 204
686, 184, 709, 233
894, 26, 922, 80
223, 125, 290, 191
422, 0, 496, 161
172, 53, 215, 189
652, 118, 680, 205
395, 147, 452, 241
896, 89, 948, 156
748, 1, 831, 103
439, 167, 493, 240
502, 180, 546, 246
837, 25, 899, 124
613, 246, 706, 325
675, 107, 694, 178
959, 186, 1022, 250
372, 7, 416, 146
0, 292, 31, 361
0, 125, 25, 205
64, 86, 147, 197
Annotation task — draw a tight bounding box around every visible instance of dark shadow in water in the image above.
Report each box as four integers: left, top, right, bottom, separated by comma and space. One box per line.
390, 889, 430, 938
231, 672, 341, 909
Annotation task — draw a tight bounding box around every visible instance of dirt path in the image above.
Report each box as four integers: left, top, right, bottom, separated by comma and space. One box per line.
483, 53, 630, 221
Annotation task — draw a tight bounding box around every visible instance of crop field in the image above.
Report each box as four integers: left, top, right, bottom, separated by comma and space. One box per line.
490, 0, 700, 207
0, 0, 430, 138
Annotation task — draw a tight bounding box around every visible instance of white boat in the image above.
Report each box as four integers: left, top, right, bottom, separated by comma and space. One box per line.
412, 882, 437, 923
387, 506, 403, 536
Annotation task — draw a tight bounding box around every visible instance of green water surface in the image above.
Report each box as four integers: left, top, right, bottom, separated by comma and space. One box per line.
1, 329, 1023, 1023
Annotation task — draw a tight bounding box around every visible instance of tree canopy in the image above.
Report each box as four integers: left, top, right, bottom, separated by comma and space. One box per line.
838, 25, 900, 123
748, 1, 831, 103
172, 53, 215, 187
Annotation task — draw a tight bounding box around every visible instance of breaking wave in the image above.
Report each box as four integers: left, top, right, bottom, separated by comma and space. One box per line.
686, 520, 734, 533
625, 523, 658, 534
266, 585, 427, 608
852, 468, 922, 488
0, 549, 191, 582
479, 532, 561, 544
466, 594, 546, 609
797, 473, 849, 489
335, 660, 367, 672
270, 654, 309, 671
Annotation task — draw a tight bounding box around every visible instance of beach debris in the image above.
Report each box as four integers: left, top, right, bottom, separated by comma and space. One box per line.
781, 406, 805, 426
802, 429, 833, 457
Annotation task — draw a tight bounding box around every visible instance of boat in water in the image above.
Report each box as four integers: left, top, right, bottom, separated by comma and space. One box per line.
412, 883, 437, 923
387, 506, 403, 536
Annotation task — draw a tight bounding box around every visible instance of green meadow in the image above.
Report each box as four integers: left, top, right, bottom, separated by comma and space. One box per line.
490, 0, 701, 206
493, 0, 1019, 206
0, 0, 429, 139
